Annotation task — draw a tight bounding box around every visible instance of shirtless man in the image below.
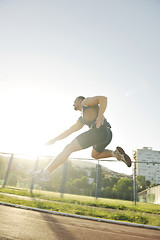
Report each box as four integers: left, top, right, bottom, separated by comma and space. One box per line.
33, 96, 131, 182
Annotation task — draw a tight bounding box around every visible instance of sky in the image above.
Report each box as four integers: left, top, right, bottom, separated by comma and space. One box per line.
0, 0, 160, 175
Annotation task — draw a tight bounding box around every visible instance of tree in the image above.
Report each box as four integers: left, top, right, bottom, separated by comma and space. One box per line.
117, 178, 132, 192
137, 175, 151, 192
66, 176, 91, 195
100, 186, 112, 198
116, 178, 133, 200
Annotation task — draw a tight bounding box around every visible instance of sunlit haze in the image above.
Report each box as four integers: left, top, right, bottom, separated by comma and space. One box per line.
0, 0, 160, 175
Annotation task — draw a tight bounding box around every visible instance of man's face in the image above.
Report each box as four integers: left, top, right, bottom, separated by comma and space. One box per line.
73, 98, 81, 110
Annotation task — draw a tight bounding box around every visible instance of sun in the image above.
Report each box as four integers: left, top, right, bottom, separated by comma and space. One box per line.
0, 85, 78, 158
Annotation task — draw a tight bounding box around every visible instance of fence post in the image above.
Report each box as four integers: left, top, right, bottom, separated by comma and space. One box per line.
95, 160, 101, 200
30, 156, 39, 194
60, 160, 68, 198
133, 160, 137, 206
2, 154, 14, 188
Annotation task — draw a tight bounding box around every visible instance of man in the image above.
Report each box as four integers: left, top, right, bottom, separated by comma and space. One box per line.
33, 96, 131, 182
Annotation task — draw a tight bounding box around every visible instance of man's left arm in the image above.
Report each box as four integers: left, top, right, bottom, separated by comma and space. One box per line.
83, 96, 107, 128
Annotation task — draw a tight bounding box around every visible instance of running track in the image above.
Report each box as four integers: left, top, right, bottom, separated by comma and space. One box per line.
0, 205, 159, 240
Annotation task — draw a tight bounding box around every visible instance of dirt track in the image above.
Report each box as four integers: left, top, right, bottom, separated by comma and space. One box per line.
0, 204, 159, 240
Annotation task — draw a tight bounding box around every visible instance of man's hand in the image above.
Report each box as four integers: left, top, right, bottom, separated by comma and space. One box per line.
96, 115, 104, 128
45, 138, 56, 146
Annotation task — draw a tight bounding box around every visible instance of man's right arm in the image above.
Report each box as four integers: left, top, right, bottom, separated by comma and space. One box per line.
45, 119, 85, 145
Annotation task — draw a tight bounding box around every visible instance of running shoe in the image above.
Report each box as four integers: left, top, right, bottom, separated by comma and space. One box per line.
30, 170, 50, 182
115, 147, 132, 167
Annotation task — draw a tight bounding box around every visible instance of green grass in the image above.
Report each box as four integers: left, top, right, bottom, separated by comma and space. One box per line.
0, 187, 159, 214
0, 186, 160, 227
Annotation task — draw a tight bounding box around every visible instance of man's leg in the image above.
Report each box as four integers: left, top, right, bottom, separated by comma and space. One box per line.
32, 138, 83, 181
91, 147, 132, 167
91, 148, 116, 159
45, 138, 83, 173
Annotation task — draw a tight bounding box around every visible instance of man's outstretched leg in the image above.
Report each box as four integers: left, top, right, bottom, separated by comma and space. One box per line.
32, 138, 83, 182
91, 147, 132, 167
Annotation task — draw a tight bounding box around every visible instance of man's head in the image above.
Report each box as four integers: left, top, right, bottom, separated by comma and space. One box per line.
73, 96, 85, 111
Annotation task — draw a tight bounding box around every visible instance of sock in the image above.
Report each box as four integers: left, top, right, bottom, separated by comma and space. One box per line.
112, 150, 116, 157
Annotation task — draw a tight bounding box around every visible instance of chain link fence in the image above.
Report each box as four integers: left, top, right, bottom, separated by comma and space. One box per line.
0, 152, 159, 205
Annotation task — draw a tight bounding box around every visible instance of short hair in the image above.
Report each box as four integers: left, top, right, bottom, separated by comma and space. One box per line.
77, 96, 85, 101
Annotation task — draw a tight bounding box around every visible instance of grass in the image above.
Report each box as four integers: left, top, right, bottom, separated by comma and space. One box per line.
0, 186, 160, 227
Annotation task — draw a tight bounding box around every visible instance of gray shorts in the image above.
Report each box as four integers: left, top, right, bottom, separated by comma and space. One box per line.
76, 125, 112, 153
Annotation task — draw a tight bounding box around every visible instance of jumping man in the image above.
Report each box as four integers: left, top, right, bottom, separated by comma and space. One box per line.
32, 96, 131, 182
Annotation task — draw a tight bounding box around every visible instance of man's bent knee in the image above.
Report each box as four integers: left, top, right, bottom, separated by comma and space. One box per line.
91, 149, 100, 159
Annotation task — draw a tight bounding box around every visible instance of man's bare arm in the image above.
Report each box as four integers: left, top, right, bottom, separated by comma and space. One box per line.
46, 119, 84, 145
83, 96, 107, 128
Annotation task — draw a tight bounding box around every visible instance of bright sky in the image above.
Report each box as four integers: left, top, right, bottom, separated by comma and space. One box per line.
0, 0, 160, 175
